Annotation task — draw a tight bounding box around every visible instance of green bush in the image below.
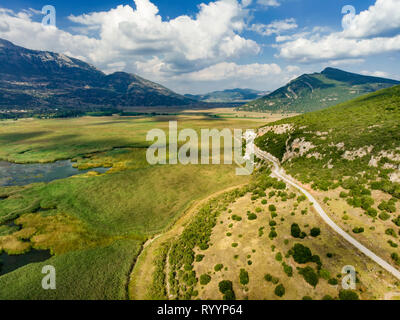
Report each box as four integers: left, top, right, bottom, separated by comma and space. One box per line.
232, 215, 242, 221
298, 266, 319, 287
247, 213, 257, 220
274, 284, 285, 297
328, 278, 338, 285
195, 254, 205, 262
261, 199, 268, 205
223, 290, 236, 300
239, 269, 249, 285
310, 227, 321, 237
339, 290, 359, 300
275, 252, 283, 262
214, 264, 224, 272
269, 230, 277, 239
352, 227, 364, 234
292, 244, 313, 264
269, 205, 277, 212
379, 212, 391, 221
218, 280, 233, 294
282, 262, 293, 277
200, 274, 211, 285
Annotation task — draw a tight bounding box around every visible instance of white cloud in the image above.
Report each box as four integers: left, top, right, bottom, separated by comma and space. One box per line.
0, 0, 259, 78
183, 62, 282, 81
257, 0, 280, 7
251, 18, 297, 36
343, 0, 400, 38
360, 70, 389, 78
277, 0, 400, 63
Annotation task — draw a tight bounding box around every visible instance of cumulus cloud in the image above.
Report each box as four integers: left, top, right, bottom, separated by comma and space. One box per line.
277, 0, 400, 63
342, 0, 400, 38
257, 0, 280, 7
360, 70, 389, 78
0, 0, 260, 78
183, 62, 281, 81
250, 18, 297, 36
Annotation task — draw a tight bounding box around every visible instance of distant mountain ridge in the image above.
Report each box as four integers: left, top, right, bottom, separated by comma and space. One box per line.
241, 67, 400, 113
0, 38, 194, 116
185, 88, 269, 103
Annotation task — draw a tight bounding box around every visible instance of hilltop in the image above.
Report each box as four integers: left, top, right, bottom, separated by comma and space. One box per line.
242, 68, 400, 113
0, 39, 194, 117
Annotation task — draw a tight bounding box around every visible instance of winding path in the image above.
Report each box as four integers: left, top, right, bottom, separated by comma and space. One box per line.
254, 146, 400, 281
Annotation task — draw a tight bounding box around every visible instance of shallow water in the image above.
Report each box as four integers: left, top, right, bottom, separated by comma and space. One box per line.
0, 249, 52, 276
0, 160, 109, 187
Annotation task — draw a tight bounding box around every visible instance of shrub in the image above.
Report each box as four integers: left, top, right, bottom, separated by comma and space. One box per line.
282, 262, 293, 277
247, 213, 257, 220
302, 296, 313, 300
379, 212, 391, 221
386, 228, 397, 238
269, 230, 277, 239
269, 205, 277, 212
200, 274, 211, 285
298, 266, 319, 287
223, 290, 236, 300
292, 244, 313, 264
264, 274, 279, 284
319, 269, 331, 280
255, 207, 262, 213
261, 199, 268, 205
269, 220, 277, 227
195, 254, 205, 262
339, 290, 359, 300
297, 195, 306, 202
310, 227, 321, 237
274, 284, 285, 297
232, 243, 239, 248
366, 208, 378, 217
214, 264, 224, 272
291, 223, 301, 238
322, 295, 334, 300
232, 215, 242, 221
352, 227, 364, 234
392, 216, 400, 227
239, 269, 249, 285
218, 280, 233, 294
275, 252, 283, 262
328, 278, 338, 285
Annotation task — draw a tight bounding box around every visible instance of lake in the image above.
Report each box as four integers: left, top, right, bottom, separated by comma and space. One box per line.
0, 160, 109, 187
0, 249, 52, 276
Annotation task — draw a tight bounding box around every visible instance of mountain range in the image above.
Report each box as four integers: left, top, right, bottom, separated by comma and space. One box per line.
242, 67, 400, 113
185, 88, 269, 103
0, 38, 194, 116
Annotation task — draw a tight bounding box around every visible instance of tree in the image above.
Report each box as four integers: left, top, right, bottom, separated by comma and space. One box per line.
310, 227, 321, 237
274, 284, 286, 297
339, 290, 359, 300
200, 274, 211, 285
239, 269, 249, 285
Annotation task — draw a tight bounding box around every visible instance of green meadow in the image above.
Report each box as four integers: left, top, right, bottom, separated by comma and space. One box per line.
0, 113, 267, 299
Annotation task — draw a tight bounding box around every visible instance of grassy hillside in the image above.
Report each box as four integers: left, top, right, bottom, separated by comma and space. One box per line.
255, 86, 400, 280
255, 84, 400, 193
242, 68, 400, 113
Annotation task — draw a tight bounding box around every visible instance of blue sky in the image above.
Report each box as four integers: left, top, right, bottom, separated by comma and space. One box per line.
0, 0, 399, 94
